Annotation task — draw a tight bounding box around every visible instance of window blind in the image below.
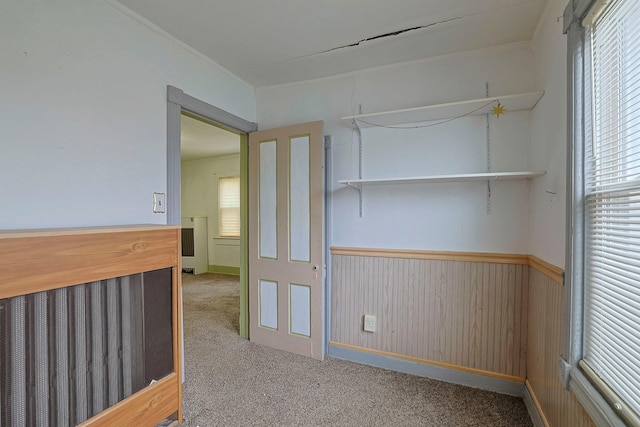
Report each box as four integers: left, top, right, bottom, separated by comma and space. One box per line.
219, 176, 240, 237
584, 0, 640, 424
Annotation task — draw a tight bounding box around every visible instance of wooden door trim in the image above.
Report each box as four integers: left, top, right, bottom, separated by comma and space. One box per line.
166, 85, 256, 339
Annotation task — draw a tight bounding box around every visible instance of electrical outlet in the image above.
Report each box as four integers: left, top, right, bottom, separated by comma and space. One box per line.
363, 314, 376, 333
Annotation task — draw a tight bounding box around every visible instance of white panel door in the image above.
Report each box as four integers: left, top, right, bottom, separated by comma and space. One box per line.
248, 121, 324, 359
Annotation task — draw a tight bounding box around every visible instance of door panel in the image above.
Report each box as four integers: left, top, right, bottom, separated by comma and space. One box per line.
248, 121, 323, 360
258, 140, 278, 259
289, 135, 311, 262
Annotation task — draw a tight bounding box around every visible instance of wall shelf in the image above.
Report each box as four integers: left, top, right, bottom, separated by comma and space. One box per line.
338, 171, 546, 188
341, 91, 544, 127
341, 88, 546, 216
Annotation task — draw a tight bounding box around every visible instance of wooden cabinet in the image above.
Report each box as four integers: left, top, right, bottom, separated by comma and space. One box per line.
0, 225, 183, 426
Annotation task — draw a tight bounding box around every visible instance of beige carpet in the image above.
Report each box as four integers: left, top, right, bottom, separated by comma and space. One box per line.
181, 273, 533, 427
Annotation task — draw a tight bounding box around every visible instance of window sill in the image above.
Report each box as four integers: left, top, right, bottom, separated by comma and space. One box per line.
213, 237, 240, 246
569, 367, 628, 427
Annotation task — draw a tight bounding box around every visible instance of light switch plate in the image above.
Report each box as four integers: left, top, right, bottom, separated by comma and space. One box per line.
153, 192, 165, 213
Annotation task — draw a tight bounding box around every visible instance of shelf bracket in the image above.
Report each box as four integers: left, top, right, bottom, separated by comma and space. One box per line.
344, 182, 362, 191
343, 181, 363, 216
355, 108, 364, 217
486, 82, 492, 215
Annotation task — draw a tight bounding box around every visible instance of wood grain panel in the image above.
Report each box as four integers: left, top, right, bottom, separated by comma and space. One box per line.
0, 225, 179, 299
331, 254, 528, 378
77, 373, 179, 427
527, 268, 594, 427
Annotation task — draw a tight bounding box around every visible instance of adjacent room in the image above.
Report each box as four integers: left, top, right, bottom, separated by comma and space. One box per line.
2, 0, 638, 426
180, 113, 242, 277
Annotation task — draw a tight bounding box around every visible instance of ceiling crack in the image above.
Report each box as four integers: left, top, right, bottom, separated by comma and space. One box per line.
275, 0, 537, 64
317, 16, 464, 56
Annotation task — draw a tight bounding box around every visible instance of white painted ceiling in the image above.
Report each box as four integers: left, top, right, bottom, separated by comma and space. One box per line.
132, 0, 548, 159
181, 115, 240, 160
115, 0, 548, 87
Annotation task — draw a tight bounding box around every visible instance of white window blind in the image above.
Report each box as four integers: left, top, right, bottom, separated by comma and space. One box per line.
219, 176, 240, 237
584, 0, 640, 424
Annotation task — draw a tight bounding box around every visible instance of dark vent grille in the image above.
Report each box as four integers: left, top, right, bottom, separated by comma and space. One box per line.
182, 228, 195, 257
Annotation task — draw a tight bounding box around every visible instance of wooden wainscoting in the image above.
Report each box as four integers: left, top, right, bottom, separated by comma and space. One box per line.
330, 247, 529, 381
0, 225, 182, 426
331, 247, 596, 425
527, 262, 594, 427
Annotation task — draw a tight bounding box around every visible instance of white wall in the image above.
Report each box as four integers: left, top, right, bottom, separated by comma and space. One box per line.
0, 0, 255, 230
529, 0, 568, 268
182, 154, 240, 268
257, 43, 538, 253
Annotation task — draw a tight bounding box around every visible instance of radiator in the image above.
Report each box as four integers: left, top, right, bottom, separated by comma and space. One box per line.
0, 270, 173, 427
181, 216, 208, 275
182, 228, 195, 257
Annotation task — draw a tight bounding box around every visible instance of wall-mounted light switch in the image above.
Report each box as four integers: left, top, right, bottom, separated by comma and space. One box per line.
153, 192, 165, 213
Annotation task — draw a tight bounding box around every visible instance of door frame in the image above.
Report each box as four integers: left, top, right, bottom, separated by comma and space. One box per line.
166, 85, 257, 339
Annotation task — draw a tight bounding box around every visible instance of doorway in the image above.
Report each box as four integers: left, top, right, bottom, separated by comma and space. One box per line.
167, 86, 327, 362
167, 86, 256, 340
180, 113, 241, 277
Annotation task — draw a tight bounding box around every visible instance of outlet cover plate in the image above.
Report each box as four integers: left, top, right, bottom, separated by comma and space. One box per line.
364, 314, 376, 333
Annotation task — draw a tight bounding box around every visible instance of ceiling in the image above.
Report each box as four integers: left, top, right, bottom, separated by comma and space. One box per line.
136, 1, 548, 159
115, 0, 548, 87
181, 114, 240, 161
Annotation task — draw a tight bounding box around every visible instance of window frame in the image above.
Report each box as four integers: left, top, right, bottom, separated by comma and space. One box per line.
564, 0, 640, 426
218, 175, 241, 238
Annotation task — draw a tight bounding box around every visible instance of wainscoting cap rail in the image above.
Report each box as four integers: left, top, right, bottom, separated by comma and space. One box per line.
528, 255, 564, 284
330, 246, 530, 265
330, 247, 566, 284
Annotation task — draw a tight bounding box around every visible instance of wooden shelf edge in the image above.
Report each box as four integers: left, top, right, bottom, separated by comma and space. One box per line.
338, 171, 546, 186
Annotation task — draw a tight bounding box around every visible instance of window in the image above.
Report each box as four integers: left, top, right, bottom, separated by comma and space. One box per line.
218, 176, 240, 237
577, 0, 640, 424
